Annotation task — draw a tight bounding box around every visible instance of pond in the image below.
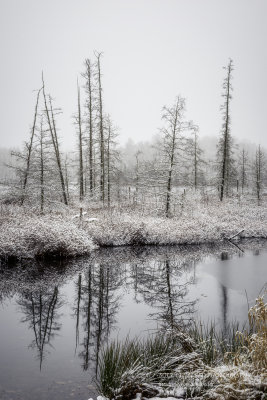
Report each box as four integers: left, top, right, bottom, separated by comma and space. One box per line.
0, 240, 266, 400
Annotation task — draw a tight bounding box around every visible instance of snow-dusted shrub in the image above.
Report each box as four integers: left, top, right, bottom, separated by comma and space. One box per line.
86, 198, 267, 248
0, 211, 96, 260
1, 195, 267, 260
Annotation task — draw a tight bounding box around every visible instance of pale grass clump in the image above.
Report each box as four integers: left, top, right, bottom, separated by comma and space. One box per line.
204, 295, 267, 400
247, 295, 267, 375
98, 298, 267, 400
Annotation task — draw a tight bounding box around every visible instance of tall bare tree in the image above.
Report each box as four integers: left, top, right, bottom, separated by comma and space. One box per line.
254, 145, 265, 205
76, 81, 84, 202
82, 58, 95, 196
20, 87, 42, 204
160, 96, 188, 217
42, 73, 68, 205
239, 148, 249, 194
187, 123, 205, 189
218, 59, 234, 201
96, 52, 105, 203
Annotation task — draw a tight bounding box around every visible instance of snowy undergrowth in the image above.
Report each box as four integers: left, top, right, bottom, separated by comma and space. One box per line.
85, 196, 267, 247
0, 195, 266, 260
97, 297, 267, 400
0, 205, 96, 260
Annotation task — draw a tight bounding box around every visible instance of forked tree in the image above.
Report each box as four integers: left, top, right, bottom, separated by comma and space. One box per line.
20, 87, 42, 204
42, 73, 68, 205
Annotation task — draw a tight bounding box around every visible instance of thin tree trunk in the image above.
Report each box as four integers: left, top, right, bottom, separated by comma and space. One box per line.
166, 106, 178, 218
220, 60, 233, 201
241, 149, 245, 194
77, 82, 84, 202
40, 119, 44, 213
42, 73, 68, 205
21, 87, 42, 204
85, 59, 94, 196
256, 145, 262, 205
107, 124, 111, 207
96, 54, 105, 203
194, 130, 197, 189
64, 156, 70, 202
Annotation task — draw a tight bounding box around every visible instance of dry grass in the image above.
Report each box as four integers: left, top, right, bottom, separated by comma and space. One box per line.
98, 297, 267, 400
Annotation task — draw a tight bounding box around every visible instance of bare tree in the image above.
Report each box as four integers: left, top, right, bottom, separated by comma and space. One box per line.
254, 145, 265, 205
188, 123, 205, 189
239, 148, 249, 194
42, 74, 68, 205
105, 116, 119, 207
160, 96, 188, 217
39, 117, 45, 213
218, 59, 234, 201
76, 80, 84, 202
21, 87, 42, 204
134, 150, 142, 203
95, 52, 105, 203
82, 58, 95, 196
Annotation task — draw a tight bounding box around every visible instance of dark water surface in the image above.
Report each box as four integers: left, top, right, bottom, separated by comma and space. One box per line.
0, 240, 266, 400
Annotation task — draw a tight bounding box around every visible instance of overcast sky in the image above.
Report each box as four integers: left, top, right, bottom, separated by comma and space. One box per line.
0, 0, 267, 151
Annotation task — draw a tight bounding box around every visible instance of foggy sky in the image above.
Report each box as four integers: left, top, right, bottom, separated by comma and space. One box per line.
0, 0, 267, 151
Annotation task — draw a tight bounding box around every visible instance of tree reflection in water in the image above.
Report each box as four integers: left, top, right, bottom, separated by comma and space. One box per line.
0, 240, 265, 378
17, 286, 63, 370
73, 261, 122, 373
130, 255, 197, 331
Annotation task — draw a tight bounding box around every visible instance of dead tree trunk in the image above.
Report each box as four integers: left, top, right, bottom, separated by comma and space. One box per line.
107, 123, 111, 207
42, 73, 68, 205
165, 103, 179, 218
40, 118, 44, 213
21, 87, 42, 204
219, 59, 233, 202
77, 81, 84, 202
255, 145, 263, 205
84, 59, 94, 196
96, 53, 105, 203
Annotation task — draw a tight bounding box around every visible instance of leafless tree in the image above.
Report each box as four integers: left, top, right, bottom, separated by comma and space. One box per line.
20, 87, 42, 204
76, 80, 84, 202
160, 96, 188, 217
42, 73, 68, 205
218, 59, 234, 201
254, 145, 265, 205
95, 52, 105, 203
82, 58, 95, 196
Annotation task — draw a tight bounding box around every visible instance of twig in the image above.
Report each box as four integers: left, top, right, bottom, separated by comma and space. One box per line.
227, 229, 244, 240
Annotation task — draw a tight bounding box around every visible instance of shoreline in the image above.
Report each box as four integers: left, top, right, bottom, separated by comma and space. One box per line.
1, 198, 266, 261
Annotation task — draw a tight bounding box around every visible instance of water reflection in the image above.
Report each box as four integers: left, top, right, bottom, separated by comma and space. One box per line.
220, 284, 228, 336
17, 286, 63, 370
0, 239, 266, 399
130, 257, 196, 330
74, 262, 121, 372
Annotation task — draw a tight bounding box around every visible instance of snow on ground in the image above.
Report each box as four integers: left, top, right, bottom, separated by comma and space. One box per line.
0, 195, 266, 260
88, 397, 183, 400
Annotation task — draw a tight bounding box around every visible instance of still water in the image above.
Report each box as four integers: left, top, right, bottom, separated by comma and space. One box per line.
0, 240, 266, 399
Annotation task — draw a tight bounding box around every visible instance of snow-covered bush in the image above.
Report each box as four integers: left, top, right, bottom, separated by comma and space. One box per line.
0, 206, 96, 260
1, 194, 266, 260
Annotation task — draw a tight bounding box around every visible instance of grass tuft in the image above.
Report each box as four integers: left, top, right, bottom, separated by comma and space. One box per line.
97, 296, 267, 400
